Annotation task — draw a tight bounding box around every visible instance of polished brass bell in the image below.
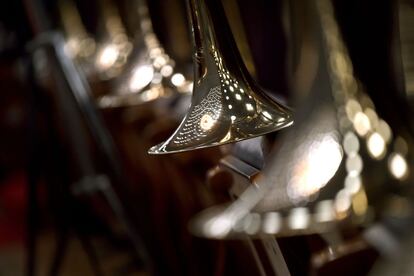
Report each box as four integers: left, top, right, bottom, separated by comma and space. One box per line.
148, 0, 293, 154
189, 0, 414, 239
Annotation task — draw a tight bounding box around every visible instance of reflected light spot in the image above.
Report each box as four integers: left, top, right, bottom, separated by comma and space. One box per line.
200, 114, 216, 131
352, 189, 368, 216
187, 82, 194, 92
142, 87, 161, 101
288, 134, 343, 200
288, 208, 310, 230
231, 115, 236, 122
353, 112, 371, 136
235, 94, 241, 100
153, 56, 167, 67
129, 65, 154, 92
262, 111, 272, 120
389, 153, 408, 179
204, 215, 232, 238
149, 47, 162, 58
246, 103, 254, 111
171, 73, 185, 87
65, 38, 80, 57
229, 86, 234, 92
262, 212, 281, 234
228, 105, 233, 110
367, 132, 386, 159
97, 44, 119, 69
160, 65, 173, 77
220, 131, 232, 143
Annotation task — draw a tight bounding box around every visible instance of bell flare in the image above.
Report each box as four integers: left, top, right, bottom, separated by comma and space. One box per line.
147, 91, 293, 154
189, 203, 350, 240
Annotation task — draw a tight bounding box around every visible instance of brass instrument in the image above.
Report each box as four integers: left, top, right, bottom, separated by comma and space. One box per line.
58, 0, 96, 66
94, 0, 132, 79
148, 0, 293, 154
189, 0, 414, 240
97, 0, 192, 108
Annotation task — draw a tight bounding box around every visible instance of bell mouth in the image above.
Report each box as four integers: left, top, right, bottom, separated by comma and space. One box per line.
147, 116, 293, 155
188, 202, 365, 240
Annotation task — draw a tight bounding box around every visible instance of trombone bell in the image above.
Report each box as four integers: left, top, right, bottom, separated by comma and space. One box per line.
148, 0, 293, 154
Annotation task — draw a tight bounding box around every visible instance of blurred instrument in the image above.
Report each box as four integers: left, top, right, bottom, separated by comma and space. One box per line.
189, 0, 414, 241
97, 0, 192, 108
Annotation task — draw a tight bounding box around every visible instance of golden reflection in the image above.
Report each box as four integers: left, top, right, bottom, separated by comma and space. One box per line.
96, 44, 119, 70
147, 0, 293, 154
388, 153, 409, 180
142, 86, 162, 101
160, 65, 174, 77
367, 132, 386, 159
353, 111, 371, 136
200, 114, 216, 131
352, 189, 368, 216
129, 65, 154, 92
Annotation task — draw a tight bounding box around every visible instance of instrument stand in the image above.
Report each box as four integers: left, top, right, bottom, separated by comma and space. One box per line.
25, 32, 152, 275
217, 154, 291, 276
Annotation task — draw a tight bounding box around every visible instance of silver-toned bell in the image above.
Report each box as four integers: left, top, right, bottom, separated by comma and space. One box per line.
147, 0, 293, 154
189, 0, 414, 239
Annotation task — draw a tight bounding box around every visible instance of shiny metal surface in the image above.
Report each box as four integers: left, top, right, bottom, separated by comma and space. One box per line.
147, 0, 293, 154
58, 0, 96, 62
94, 0, 133, 79
189, 0, 414, 239
96, 0, 192, 108
58, 0, 97, 77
